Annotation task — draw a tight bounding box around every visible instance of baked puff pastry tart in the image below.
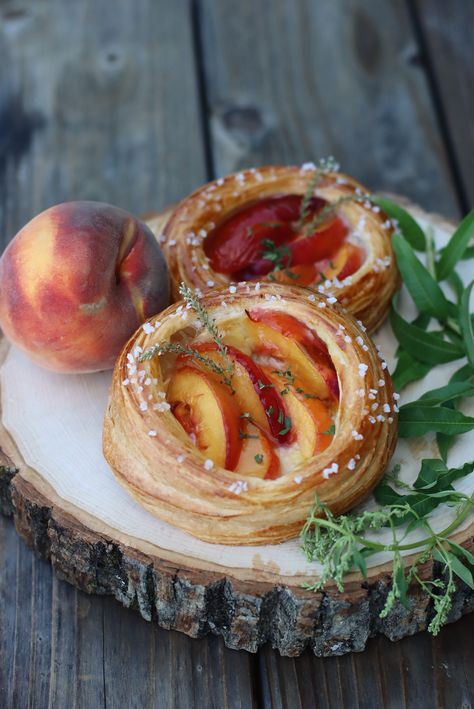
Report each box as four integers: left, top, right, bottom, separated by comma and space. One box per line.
158, 164, 399, 332
103, 282, 398, 545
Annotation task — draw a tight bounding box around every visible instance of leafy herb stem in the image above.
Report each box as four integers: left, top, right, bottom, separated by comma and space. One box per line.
425, 225, 437, 279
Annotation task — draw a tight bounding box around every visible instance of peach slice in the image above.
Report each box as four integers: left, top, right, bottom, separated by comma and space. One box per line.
167, 366, 241, 469
265, 369, 334, 459
313, 244, 351, 282
270, 264, 319, 287
337, 243, 365, 280
234, 422, 280, 479
182, 342, 294, 444
223, 315, 337, 400
246, 310, 339, 399
247, 309, 329, 359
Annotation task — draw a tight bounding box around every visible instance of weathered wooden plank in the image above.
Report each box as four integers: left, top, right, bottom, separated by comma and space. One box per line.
0, 0, 259, 707
431, 612, 474, 708
259, 620, 474, 709
412, 0, 474, 209
195, 0, 474, 704
0, 0, 207, 246
197, 0, 459, 216
0, 516, 108, 709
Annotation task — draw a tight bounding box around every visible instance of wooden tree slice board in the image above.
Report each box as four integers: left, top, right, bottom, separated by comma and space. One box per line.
1, 202, 474, 657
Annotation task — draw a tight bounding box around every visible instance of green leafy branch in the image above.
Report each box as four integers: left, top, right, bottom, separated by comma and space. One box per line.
301, 195, 474, 634
378, 198, 474, 460
301, 459, 474, 634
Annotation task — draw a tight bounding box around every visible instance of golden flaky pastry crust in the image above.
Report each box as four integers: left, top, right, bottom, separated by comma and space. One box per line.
155, 166, 400, 332
103, 283, 398, 545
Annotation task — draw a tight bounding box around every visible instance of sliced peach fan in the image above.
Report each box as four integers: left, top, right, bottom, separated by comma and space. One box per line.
103, 282, 398, 545
166, 309, 339, 479
203, 194, 365, 288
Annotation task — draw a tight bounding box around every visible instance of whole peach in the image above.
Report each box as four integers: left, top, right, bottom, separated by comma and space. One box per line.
0, 201, 170, 372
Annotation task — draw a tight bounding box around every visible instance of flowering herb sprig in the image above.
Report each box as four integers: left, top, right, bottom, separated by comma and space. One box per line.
301, 461, 474, 635
301, 195, 474, 635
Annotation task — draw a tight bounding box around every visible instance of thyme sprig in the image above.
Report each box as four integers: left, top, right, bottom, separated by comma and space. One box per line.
303, 192, 371, 237
139, 283, 235, 390
296, 157, 340, 227
139, 342, 234, 388
178, 283, 227, 353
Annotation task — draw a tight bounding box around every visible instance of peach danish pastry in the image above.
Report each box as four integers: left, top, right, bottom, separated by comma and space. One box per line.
103, 282, 398, 545
158, 164, 399, 332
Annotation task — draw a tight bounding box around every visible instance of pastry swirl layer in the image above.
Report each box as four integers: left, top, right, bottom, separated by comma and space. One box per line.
157, 166, 400, 332
103, 282, 398, 545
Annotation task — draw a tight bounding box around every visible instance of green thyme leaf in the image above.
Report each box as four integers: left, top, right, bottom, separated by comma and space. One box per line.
373, 196, 426, 250
414, 460, 474, 491
254, 454, 264, 464
391, 350, 432, 391
304, 193, 368, 236
448, 270, 465, 302
278, 416, 292, 436
398, 405, 474, 437
433, 550, 474, 590
413, 381, 474, 407
436, 209, 474, 281
322, 424, 336, 435
448, 540, 474, 567
412, 458, 449, 490
239, 430, 258, 440
391, 297, 464, 365
297, 168, 323, 228
392, 233, 450, 320
449, 363, 474, 383
460, 281, 474, 367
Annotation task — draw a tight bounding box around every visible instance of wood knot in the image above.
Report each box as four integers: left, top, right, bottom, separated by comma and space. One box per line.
0, 96, 44, 176
98, 46, 126, 74
219, 105, 269, 149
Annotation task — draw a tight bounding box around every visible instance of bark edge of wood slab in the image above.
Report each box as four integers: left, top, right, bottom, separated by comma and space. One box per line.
1, 200, 474, 657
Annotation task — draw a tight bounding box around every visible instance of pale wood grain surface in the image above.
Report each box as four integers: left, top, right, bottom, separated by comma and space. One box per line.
1, 0, 473, 707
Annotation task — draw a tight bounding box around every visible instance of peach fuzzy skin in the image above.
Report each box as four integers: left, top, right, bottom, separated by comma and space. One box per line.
0, 201, 170, 373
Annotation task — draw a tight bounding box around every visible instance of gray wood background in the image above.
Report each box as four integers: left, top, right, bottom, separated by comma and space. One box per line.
0, 0, 473, 706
